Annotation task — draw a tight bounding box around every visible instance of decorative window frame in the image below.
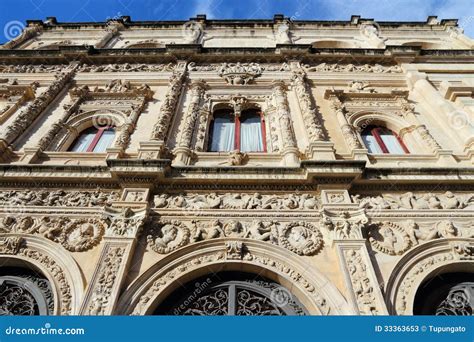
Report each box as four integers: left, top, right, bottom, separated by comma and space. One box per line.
41, 80, 153, 157
325, 88, 441, 156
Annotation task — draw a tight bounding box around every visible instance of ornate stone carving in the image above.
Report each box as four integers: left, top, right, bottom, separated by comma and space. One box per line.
147, 220, 190, 254
303, 63, 402, 73
225, 241, 245, 260
1, 23, 42, 50
0, 81, 36, 124
415, 125, 441, 152
367, 222, 411, 256
452, 242, 474, 260
272, 81, 297, 151
103, 207, 146, 238
218, 63, 262, 85
344, 248, 378, 315
78, 63, 175, 73
0, 216, 38, 234
147, 219, 323, 256
151, 69, 186, 141
353, 191, 474, 210
86, 246, 125, 315
278, 221, 323, 256
291, 69, 325, 142
0, 189, 119, 207
436, 283, 474, 315
225, 150, 248, 166
324, 211, 368, 240
0, 67, 76, 144
152, 192, 319, 210
40, 217, 106, 252
0, 236, 23, 254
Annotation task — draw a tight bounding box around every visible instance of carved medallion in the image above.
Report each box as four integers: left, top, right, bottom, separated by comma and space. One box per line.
147, 220, 190, 254
279, 222, 323, 256
367, 222, 411, 256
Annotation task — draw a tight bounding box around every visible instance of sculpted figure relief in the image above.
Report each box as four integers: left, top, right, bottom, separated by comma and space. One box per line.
152, 192, 319, 210
218, 63, 262, 85
147, 219, 323, 256
353, 191, 474, 210
0, 189, 119, 207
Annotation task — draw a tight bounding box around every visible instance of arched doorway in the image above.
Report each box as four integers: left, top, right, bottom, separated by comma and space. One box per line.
0, 266, 54, 315
153, 272, 307, 316
413, 272, 474, 315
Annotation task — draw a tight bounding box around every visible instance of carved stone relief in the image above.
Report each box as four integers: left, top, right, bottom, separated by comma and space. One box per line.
152, 192, 319, 210
146, 219, 324, 256
353, 191, 474, 210
218, 63, 262, 85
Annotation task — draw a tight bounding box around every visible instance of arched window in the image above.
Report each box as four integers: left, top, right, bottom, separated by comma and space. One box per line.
153, 272, 307, 316
68, 126, 115, 152
361, 125, 409, 154
208, 108, 266, 153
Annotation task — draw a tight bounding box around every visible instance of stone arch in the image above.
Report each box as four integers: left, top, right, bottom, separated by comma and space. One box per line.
117, 238, 352, 315
55, 109, 127, 151
0, 234, 85, 315
385, 238, 474, 315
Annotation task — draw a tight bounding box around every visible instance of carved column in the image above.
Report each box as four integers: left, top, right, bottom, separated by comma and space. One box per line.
291, 66, 335, 160
0, 23, 42, 50
271, 81, 299, 166
79, 206, 147, 315
320, 193, 388, 315
331, 99, 369, 162
143, 62, 187, 158
174, 80, 207, 165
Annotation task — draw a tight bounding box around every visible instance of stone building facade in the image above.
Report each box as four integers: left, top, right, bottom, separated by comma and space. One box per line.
0, 14, 473, 316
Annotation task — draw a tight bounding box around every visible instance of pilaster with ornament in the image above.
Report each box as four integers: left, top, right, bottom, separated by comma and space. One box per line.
143, 62, 187, 159
271, 80, 299, 166
79, 194, 149, 315
320, 192, 388, 315
290, 63, 335, 160
174, 80, 207, 165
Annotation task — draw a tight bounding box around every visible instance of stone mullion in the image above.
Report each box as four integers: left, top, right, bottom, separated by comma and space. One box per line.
194, 108, 212, 152
334, 239, 388, 315
271, 81, 299, 166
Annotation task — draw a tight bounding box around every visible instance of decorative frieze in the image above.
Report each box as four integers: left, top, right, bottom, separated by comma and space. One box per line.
146, 218, 324, 256
153, 192, 319, 210
353, 191, 474, 210
303, 63, 402, 73
0, 189, 119, 208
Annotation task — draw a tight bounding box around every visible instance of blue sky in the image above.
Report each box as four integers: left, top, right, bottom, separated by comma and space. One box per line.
1, 0, 474, 43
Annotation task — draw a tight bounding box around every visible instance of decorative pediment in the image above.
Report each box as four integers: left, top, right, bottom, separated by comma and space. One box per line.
324, 88, 414, 118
